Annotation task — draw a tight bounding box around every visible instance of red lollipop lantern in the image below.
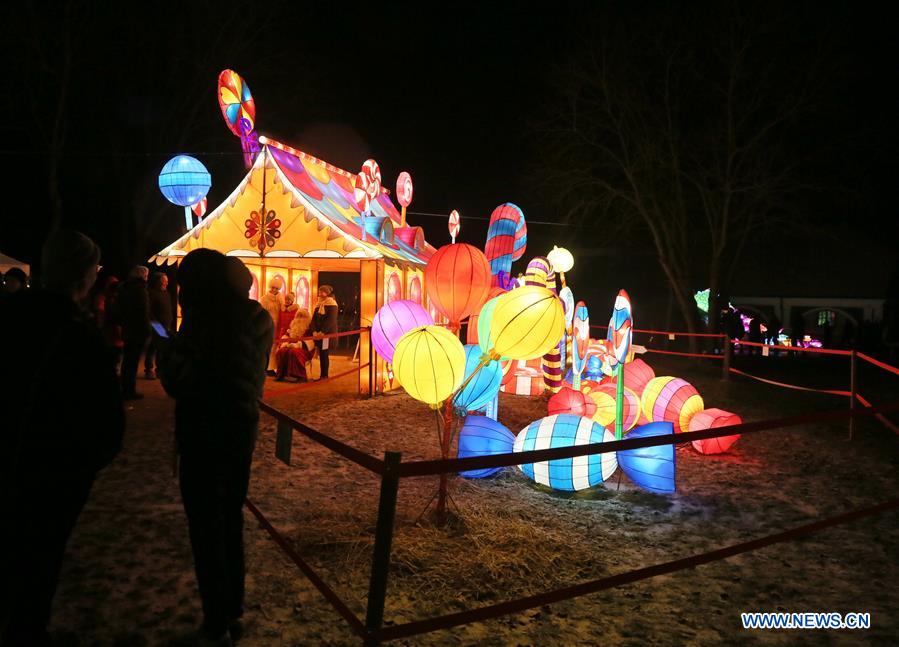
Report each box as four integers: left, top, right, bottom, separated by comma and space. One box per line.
424, 243, 492, 330
689, 408, 742, 455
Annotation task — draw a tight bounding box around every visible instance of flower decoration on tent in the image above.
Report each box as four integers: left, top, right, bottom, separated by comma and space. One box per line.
244, 209, 281, 253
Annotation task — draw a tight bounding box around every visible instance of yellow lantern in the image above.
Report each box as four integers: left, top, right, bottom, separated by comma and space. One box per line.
393, 325, 466, 406
547, 245, 574, 274
489, 286, 565, 360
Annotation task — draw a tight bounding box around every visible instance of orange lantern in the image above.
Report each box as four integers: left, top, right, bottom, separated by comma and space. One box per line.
425, 243, 492, 328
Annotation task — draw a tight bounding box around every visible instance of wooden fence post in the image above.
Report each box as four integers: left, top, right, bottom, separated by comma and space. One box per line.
364, 451, 402, 646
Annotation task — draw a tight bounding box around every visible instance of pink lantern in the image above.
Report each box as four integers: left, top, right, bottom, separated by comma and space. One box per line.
371, 300, 434, 363
689, 408, 742, 455
396, 171, 413, 207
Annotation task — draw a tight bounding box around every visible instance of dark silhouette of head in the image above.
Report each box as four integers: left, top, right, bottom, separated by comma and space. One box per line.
40, 229, 101, 300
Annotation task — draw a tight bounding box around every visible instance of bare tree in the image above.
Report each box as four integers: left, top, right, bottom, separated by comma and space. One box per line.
538, 2, 840, 341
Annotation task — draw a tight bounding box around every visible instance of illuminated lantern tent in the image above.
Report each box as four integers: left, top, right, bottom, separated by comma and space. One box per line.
150, 141, 437, 395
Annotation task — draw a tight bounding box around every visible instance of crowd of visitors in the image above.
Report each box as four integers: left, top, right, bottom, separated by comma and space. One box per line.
1, 230, 346, 646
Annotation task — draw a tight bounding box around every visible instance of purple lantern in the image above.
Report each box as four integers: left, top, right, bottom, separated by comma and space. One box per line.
371, 300, 434, 363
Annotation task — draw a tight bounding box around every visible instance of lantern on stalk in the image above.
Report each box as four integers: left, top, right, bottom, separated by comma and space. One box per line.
158, 155, 211, 231
424, 243, 492, 331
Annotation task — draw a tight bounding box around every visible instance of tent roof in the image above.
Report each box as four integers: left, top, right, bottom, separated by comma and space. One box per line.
0, 252, 29, 274
150, 142, 434, 267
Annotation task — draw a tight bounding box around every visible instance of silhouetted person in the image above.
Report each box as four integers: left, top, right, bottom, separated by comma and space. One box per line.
791, 309, 806, 352
118, 265, 151, 399
1, 229, 124, 647
311, 284, 338, 379
157, 249, 272, 646
144, 272, 173, 379
748, 317, 763, 354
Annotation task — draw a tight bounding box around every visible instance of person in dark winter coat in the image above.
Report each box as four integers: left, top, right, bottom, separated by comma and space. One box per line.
157, 249, 272, 645
144, 272, 173, 379
117, 265, 151, 399
1, 229, 124, 647
311, 284, 338, 379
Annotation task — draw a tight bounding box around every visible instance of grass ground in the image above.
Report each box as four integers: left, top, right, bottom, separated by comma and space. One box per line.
48, 351, 899, 645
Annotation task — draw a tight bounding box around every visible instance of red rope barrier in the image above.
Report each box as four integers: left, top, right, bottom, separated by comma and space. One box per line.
590, 324, 722, 338
244, 498, 366, 637
374, 497, 899, 642
279, 327, 370, 344
263, 362, 370, 397
855, 393, 899, 435
731, 339, 852, 356
728, 367, 851, 396
857, 352, 899, 377
645, 348, 723, 360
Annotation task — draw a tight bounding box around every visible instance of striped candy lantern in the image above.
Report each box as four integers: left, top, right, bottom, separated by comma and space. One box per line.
513, 414, 618, 491
688, 408, 742, 455
548, 386, 597, 418
457, 415, 515, 478
542, 348, 563, 393
424, 243, 492, 329
453, 345, 503, 414
586, 384, 640, 432
484, 202, 527, 286
524, 256, 551, 287
641, 376, 705, 433
600, 357, 656, 397
619, 422, 676, 493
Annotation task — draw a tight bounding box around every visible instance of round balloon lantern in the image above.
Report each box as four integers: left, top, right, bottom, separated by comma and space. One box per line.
424, 243, 492, 326
688, 408, 742, 455
466, 287, 505, 345
393, 325, 466, 406
371, 300, 434, 363
601, 357, 656, 397
489, 286, 565, 360
641, 376, 705, 433
547, 246, 574, 274
548, 386, 597, 418
587, 384, 640, 432
618, 421, 676, 493
453, 345, 503, 414
457, 415, 515, 478
513, 414, 618, 491
158, 155, 212, 207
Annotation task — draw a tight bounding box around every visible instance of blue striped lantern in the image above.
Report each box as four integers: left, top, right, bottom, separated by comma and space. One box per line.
158, 155, 211, 207
513, 414, 618, 491
453, 344, 503, 414
618, 421, 677, 493
457, 415, 515, 478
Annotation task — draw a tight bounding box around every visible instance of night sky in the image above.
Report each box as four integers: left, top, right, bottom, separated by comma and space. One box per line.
2, 1, 897, 320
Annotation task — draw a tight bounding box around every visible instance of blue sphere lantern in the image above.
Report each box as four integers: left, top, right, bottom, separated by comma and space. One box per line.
158, 155, 212, 230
